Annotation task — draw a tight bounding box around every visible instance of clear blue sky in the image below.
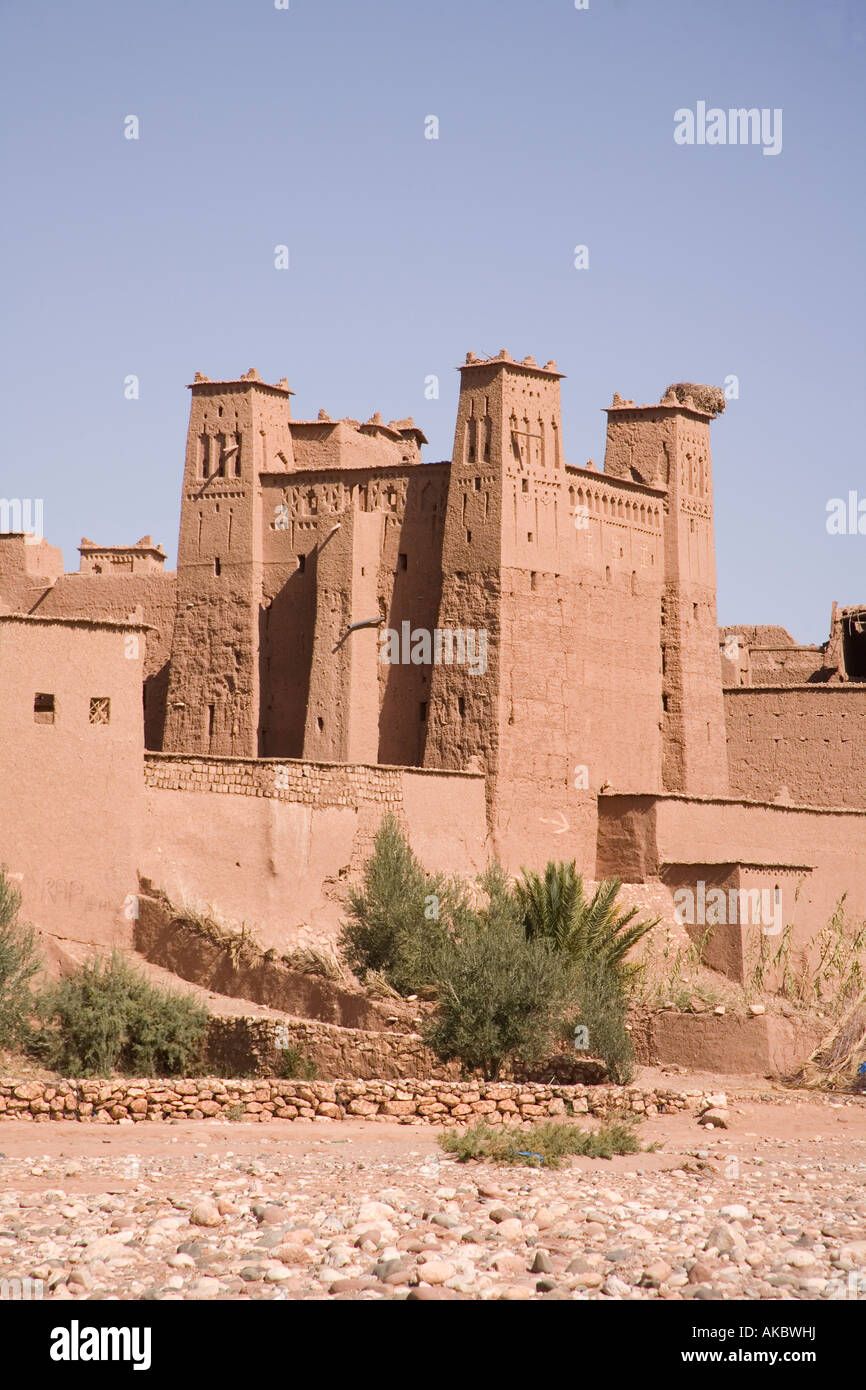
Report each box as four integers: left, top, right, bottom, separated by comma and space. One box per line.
1, 0, 863, 642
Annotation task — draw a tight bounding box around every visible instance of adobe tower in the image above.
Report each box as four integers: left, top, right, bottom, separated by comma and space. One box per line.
602, 384, 729, 795
163, 370, 294, 756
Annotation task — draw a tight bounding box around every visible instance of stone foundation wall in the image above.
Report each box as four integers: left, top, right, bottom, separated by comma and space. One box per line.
204, 1015, 607, 1085
206, 1015, 458, 1081
0, 1078, 710, 1124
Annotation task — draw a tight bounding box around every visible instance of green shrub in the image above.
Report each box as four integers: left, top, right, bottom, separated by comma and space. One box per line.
339, 815, 456, 995
422, 870, 572, 1080
275, 1043, 318, 1080
569, 955, 636, 1085
0, 867, 41, 1050
439, 1118, 641, 1168
515, 862, 656, 1084
32, 951, 209, 1077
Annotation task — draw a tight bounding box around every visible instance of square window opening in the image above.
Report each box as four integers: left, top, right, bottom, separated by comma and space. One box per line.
34, 692, 55, 724
89, 697, 110, 725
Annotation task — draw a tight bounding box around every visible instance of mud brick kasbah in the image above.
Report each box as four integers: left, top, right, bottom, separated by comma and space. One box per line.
2, 350, 865, 980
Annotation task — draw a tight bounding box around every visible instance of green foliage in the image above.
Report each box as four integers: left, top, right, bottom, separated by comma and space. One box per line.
514, 861, 657, 1085
516, 862, 655, 977
275, 1043, 318, 1080
0, 867, 41, 1050
339, 814, 455, 995
343, 832, 656, 1084
439, 1118, 641, 1168
32, 951, 209, 1077
568, 955, 635, 1085
422, 872, 572, 1080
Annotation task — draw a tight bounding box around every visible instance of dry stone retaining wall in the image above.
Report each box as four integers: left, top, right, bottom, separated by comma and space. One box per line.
204, 1015, 606, 1085
0, 1078, 709, 1124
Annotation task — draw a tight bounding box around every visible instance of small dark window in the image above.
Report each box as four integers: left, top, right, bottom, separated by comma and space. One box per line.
298, 554, 306, 573
527, 531, 533, 542
34, 692, 55, 724
207, 703, 215, 737
399, 553, 408, 571
466, 530, 472, 543
214, 556, 221, 576
693, 602, 699, 620
521, 479, 528, 494
89, 697, 110, 725
458, 696, 465, 717
317, 716, 324, 731
419, 701, 428, 722
474, 477, 481, 491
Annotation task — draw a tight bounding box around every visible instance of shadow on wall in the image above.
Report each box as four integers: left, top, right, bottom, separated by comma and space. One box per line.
259, 554, 317, 757
377, 467, 447, 768
144, 659, 170, 751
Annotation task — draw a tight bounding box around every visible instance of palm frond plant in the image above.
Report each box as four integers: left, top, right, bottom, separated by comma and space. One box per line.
514, 861, 657, 1083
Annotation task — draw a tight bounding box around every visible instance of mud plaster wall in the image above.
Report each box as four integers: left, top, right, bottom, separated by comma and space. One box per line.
0, 618, 145, 959
32, 572, 177, 750
141, 754, 488, 950
597, 793, 866, 962
725, 687, 866, 808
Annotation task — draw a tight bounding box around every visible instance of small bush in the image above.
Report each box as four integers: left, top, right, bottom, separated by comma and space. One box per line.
0, 867, 41, 1050
339, 815, 455, 995
32, 951, 209, 1077
423, 871, 572, 1080
439, 1118, 641, 1168
275, 1043, 318, 1080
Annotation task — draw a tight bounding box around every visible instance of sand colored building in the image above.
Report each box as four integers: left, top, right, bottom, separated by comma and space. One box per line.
1, 352, 865, 982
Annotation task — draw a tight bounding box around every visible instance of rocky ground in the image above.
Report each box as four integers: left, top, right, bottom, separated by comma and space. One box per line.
0, 1079, 864, 1302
